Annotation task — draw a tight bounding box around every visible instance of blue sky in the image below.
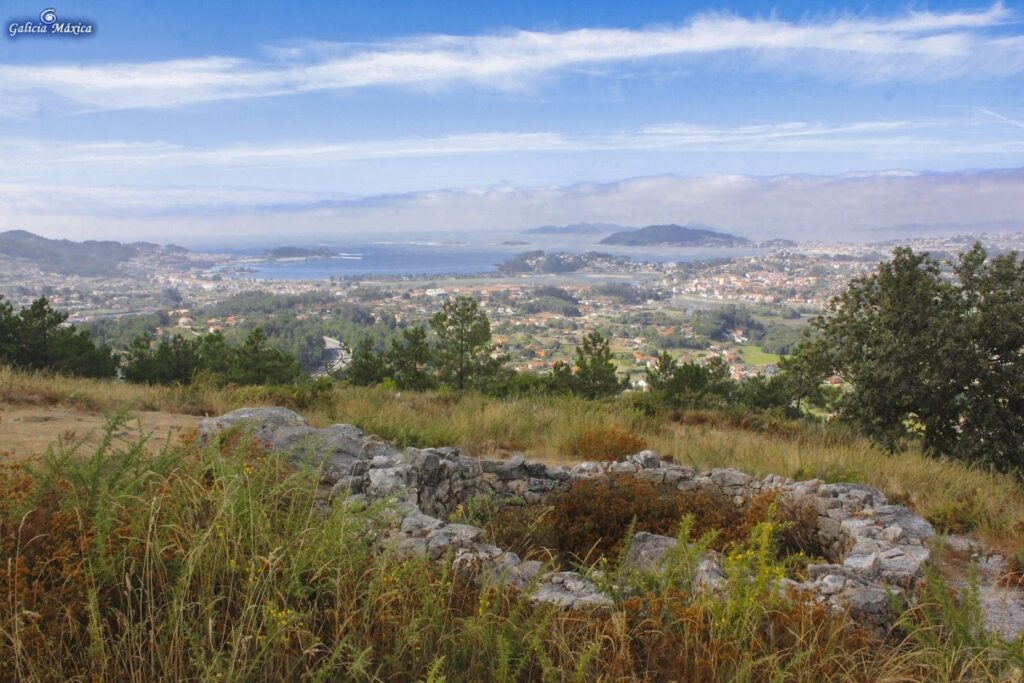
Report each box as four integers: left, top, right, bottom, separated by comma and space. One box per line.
1, 0, 1023, 243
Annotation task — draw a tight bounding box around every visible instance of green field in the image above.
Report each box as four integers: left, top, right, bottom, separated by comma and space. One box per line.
738, 344, 781, 365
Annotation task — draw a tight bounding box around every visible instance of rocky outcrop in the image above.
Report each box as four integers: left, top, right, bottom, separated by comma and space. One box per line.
200, 407, 937, 628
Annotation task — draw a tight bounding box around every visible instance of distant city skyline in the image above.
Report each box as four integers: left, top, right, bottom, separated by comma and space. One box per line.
1, 0, 1022, 243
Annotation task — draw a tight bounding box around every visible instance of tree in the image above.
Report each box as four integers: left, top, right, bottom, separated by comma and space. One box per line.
15, 297, 69, 370
429, 296, 503, 391
198, 331, 233, 378
387, 325, 435, 390
570, 331, 623, 399
0, 296, 17, 361
794, 245, 1024, 472
644, 352, 731, 408
122, 334, 161, 383
155, 335, 201, 384
2, 297, 117, 378
230, 327, 300, 386
345, 336, 387, 386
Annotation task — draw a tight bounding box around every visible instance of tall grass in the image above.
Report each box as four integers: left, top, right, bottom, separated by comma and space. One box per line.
4, 364, 1024, 556
3, 415, 1023, 681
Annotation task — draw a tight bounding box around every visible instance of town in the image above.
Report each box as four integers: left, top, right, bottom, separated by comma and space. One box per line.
2, 229, 1021, 386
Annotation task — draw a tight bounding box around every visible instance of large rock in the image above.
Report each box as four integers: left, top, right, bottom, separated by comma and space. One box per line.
625, 532, 678, 572
532, 572, 612, 609
199, 407, 307, 445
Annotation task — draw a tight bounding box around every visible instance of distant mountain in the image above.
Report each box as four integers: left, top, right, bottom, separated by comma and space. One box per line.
599, 224, 750, 247
524, 222, 628, 235
263, 246, 336, 259
0, 230, 138, 276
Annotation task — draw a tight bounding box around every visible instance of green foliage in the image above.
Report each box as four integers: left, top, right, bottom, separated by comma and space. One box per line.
229, 327, 301, 385
122, 327, 300, 387
590, 282, 655, 304
387, 325, 436, 390
758, 323, 801, 355
565, 331, 623, 399
344, 336, 387, 386
795, 244, 1024, 472
645, 352, 732, 408
0, 296, 117, 378
690, 305, 765, 342
430, 296, 505, 391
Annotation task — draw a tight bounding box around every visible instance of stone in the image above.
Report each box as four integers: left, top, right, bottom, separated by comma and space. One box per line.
637, 469, 666, 484
625, 532, 678, 572
807, 563, 844, 579
331, 476, 364, 496
879, 546, 929, 583
845, 586, 889, 614
628, 450, 661, 469
709, 468, 753, 490
817, 516, 842, 540
532, 572, 612, 609
401, 511, 444, 537
199, 407, 307, 445
366, 467, 409, 497
569, 462, 603, 480
198, 406, 949, 637
661, 466, 692, 487
695, 557, 727, 591
818, 574, 846, 595
843, 552, 880, 576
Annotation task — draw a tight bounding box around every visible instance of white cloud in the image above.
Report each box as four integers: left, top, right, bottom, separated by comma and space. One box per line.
2, 117, 1020, 173
2, 170, 1021, 244
0, 4, 1020, 114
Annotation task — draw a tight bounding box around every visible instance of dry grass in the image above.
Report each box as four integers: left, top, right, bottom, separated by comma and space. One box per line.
3, 365, 1024, 558
3, 412, 1022, 681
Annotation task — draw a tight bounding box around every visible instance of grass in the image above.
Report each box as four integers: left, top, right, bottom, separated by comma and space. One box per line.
3, 411, 1023, 681
737, 345, 781, 366
3, 363, 1024, 557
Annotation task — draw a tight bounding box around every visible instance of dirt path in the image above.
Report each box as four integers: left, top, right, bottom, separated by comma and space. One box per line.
0, 404, 201, 460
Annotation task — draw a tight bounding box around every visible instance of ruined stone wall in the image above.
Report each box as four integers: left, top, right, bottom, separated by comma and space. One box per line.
200, 407, 935, 631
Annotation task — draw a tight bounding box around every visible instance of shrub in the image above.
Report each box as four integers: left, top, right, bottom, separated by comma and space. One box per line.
562, 424, 647, 461
544, 476, 688, 562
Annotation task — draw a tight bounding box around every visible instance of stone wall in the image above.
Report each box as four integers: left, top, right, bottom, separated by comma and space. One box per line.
200, 407, 934, 629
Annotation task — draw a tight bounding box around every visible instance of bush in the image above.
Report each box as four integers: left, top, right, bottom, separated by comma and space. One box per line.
562, 424, 647, 461
521, 479, 826, 568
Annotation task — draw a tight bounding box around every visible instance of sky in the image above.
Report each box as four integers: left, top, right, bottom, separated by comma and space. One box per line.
1, 0, 1023, 245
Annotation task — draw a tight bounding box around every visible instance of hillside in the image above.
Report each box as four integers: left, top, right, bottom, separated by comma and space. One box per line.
600, 224, 751, 247
3, 367, 1024, 680
0, 229, 139, 276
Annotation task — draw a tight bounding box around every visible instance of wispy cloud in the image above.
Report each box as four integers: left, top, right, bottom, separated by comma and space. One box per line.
2, 170, 1021, 244
2, 117, 1020, 173
1, 4, 1020, 114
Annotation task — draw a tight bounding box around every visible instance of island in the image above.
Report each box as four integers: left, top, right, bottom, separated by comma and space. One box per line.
600, 224, 751, 247
263, 246, 337, 259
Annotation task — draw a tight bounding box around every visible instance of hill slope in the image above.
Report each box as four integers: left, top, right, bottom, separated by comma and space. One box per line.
0, 229, 138, 276
600, 224, 750, 247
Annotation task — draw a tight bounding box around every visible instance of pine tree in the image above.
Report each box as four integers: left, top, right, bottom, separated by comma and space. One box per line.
570, 331, 623, 399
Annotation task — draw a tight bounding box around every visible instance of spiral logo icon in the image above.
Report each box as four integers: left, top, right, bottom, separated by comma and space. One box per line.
40, 8, 57, 24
